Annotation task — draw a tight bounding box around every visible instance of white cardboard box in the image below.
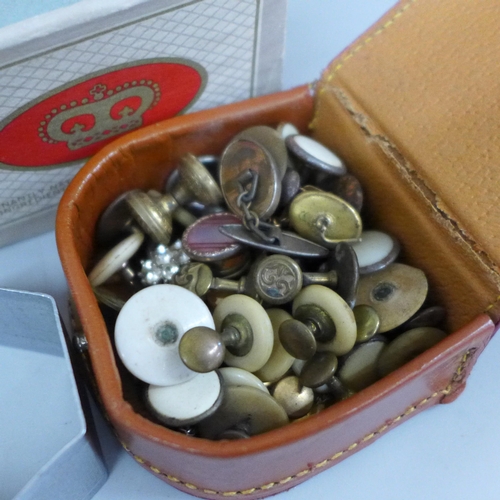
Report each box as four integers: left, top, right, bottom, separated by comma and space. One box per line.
0, 0, 286, 247
0, 287, 107, 500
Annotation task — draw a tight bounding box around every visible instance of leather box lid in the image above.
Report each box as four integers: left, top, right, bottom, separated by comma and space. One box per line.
314, 0, 500, 313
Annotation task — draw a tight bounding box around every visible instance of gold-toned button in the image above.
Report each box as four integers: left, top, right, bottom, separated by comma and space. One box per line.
289, 191, 362, 248
271, 375, 314, 419
299, 351, 339, 389
377, 327, 447, 377
353, 305, 380, 343
337, 337, 387, 392
355, 263, 428, 333
197, 385, 289, 439
174, 153, 223, 207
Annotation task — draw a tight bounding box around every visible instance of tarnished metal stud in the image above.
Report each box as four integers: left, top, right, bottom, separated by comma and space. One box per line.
219, 125, 287, 221
271, 375, 314, 419
353, 305, 380, 343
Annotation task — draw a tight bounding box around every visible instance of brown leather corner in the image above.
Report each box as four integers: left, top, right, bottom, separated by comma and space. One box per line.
315, 0, 500, 322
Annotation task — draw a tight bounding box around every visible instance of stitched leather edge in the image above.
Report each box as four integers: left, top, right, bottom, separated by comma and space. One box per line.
123, 388, 447, 496
324, 0, 416, 79
119, 348, 476, 498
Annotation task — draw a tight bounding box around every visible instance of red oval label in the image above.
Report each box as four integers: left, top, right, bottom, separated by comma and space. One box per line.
0, 59, 206, 168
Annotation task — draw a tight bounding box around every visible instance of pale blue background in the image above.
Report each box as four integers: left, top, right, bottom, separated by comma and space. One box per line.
0, 0, 81, 28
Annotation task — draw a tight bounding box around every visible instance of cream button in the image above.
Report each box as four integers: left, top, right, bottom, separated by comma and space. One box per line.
88, 230, 144, 287
293, 285, 357, 356
145, 370, 222, 427
254, 309, 295, 383
213, 294, 274, 373
337, 337, 387, 392
115, 284, 214, 386
219, 367, 269, 393
277, 122, 299, 139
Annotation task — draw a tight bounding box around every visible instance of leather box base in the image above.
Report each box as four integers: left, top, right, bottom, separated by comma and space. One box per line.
56, 84, 497, 498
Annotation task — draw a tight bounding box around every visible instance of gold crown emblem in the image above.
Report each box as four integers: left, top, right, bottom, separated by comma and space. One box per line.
38, 80, 160, 150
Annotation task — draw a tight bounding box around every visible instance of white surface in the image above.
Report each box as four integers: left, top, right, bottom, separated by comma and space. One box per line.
3, 2, 500, 500
0, 345, 78, 498
115, 284, 214, 386
147, 371, 222, 424
352, 230, 397, 269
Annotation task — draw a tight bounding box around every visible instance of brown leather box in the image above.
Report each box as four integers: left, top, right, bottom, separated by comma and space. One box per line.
56, 1, 500, 498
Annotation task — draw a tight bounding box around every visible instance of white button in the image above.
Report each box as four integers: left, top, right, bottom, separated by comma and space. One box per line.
115, 284, 214, 386
351, 230, 399, 274
146, 370, 222, 426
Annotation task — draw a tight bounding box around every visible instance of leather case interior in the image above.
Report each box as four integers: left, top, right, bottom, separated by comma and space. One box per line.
56, 1, 499, 497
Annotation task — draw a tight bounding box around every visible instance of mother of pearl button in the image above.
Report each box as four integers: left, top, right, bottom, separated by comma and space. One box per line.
88, 230, 144, 287
213, 294, 274, 373
219, 367, 269, 393
351, 230, 400, 274
146, 370, 223, 427
115, 284, 214, 386
286, 134, 347, 176
292, 285, 357, 356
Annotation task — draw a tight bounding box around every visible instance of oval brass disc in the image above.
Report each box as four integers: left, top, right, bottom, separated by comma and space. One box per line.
355, 263, 428, 333
337, 337, 387, 392
377, 327, 447, 377
289, 191, 362, 248
197, 385, 289, 439
220, 127, 286, 221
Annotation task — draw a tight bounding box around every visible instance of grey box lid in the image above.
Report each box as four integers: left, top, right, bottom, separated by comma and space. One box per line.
0, 288, 107, 500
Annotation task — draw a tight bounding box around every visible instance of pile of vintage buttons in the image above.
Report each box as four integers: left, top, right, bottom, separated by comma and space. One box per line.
87, 123, 447, 440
